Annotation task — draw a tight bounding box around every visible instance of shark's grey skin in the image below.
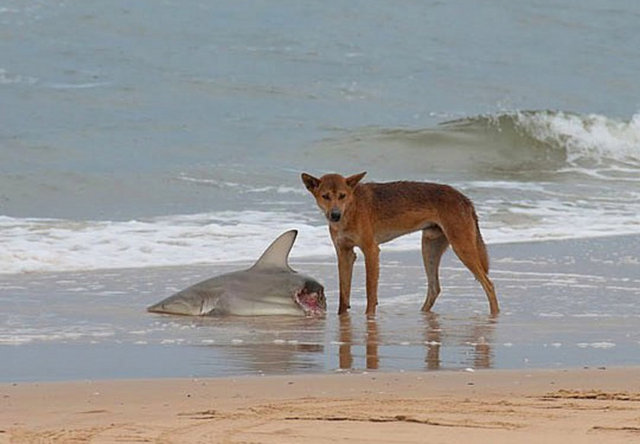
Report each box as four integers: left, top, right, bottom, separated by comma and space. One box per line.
147, 230, 326, 316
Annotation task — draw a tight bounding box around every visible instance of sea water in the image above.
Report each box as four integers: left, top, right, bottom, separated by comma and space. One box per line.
1, 0, 639, 381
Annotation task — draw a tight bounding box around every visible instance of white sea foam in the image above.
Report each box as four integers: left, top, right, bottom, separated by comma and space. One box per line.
479, 196, 640, 245
539, 312, 564, 318
0, 212, 334, 274
0, 68, 38, 85
0, 326, 115, 345
577, 342, 616, 349
516, 111, 640, 165
1, 192, 639, 275
44, 81, 112, 89
465, 181, 548, 192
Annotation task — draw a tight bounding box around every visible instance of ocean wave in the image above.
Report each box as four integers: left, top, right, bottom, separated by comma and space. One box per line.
174, 174, 307, 195
43, 81, 112, 90
446, 110, 640, 166
317, 110, 640, 178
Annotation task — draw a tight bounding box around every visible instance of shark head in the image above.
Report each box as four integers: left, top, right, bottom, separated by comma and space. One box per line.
250, 230, 326, 316
294, 278, 326, 316
147, 295, 203, 316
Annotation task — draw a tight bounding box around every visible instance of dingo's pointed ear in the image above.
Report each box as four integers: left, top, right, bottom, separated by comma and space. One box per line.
346, 171, 366, 188
301, 173, 320, 193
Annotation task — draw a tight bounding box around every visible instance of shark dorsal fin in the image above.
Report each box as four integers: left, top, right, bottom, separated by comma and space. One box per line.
250, 230, 297, 271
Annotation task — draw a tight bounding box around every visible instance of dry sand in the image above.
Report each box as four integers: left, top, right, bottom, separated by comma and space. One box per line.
2, 367, 640, 443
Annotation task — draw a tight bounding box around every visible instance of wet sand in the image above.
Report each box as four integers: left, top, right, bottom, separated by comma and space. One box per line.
2, 367, 640, 443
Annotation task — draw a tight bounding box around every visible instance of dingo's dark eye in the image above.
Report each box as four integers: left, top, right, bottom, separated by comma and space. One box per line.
322, 194, 330, 200
338, 193, 346, 200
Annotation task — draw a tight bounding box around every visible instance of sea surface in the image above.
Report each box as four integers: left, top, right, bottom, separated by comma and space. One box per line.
1, 0, 639, 381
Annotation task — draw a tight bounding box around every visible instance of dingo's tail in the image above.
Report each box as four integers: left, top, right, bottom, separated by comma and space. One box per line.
474, 214, 490, 274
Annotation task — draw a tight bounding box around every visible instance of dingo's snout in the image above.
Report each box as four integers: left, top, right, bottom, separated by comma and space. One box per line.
329, 208, 342, 222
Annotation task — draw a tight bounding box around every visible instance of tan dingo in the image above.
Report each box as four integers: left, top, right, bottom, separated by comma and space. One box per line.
301, 172, 499, 316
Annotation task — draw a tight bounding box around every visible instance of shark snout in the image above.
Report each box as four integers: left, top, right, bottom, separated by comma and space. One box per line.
147, 298, 196, 315
146, 302, 164, 313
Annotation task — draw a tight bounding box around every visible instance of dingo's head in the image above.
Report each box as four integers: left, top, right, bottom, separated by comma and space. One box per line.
301, 172, 366, 224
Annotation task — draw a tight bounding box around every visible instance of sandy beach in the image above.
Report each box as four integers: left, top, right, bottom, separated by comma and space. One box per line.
2, 367, 640, 443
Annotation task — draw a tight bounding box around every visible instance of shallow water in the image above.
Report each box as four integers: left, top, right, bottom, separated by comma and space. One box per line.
2, 235, 638, 382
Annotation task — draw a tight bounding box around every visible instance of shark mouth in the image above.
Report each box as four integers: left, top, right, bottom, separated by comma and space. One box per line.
294, 286, 326, 316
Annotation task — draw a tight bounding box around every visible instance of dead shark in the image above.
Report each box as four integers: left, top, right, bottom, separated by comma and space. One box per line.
147, 230, 326, 316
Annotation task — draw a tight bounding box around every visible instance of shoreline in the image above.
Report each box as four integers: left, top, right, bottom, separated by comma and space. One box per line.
2, 366, 640, 443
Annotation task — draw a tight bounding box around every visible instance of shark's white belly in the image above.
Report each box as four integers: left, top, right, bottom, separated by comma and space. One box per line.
223, 293, 304, 316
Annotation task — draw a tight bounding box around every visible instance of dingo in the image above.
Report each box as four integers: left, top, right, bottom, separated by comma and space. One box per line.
301, 172, 499, 316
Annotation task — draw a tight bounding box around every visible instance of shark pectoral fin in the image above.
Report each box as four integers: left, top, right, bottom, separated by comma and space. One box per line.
249, 230, 297, 272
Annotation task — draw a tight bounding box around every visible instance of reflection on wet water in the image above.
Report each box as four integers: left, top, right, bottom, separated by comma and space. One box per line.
335, 312, 496, 372
158, 311, 501, 377
338, 315, 380, 370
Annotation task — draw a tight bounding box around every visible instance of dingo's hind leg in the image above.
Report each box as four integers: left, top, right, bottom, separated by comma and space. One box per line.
420, 227, 449, 312
442, 220, 499, 315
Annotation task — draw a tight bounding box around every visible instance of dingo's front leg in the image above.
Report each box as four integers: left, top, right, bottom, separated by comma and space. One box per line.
336, 244, 356, 315
362, 242, 380, 316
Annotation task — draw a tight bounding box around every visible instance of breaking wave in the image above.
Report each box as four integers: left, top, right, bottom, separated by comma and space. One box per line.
317, 110, 640, 179
443, 110, 640, 169
509, 110, 640, 165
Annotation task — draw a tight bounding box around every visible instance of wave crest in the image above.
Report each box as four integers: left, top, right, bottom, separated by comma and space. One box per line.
507, 111, 639, 165
444, 110, 640, 166
316, 110, 640, 178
